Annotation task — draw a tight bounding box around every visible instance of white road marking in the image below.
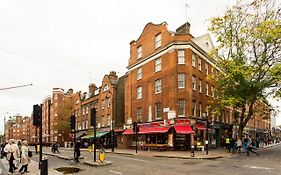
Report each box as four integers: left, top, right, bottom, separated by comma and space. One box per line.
243, 165, 274, 170
109, 170, 123, 174
111, 155, 151, 163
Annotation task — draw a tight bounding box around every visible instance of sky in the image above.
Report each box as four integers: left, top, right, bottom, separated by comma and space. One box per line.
0, 0, 280, 134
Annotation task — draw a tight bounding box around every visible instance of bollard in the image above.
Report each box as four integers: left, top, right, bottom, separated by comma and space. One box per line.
41, 156, 48, 175
191, 145, 195, 157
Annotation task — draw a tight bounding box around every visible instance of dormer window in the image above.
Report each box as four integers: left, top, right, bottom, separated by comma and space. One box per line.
103, 85, 109, 92
155, 33, 161, 49
137, 46, 142, 59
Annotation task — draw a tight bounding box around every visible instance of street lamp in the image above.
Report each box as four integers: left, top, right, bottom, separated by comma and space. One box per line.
203, 112, 209, 155
111, 120, 115, 152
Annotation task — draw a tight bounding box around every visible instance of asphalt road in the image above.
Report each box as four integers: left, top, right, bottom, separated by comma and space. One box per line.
8, 144, 281, 175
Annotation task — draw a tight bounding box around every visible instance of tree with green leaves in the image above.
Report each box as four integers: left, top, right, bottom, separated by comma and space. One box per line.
208, 0, 281, 137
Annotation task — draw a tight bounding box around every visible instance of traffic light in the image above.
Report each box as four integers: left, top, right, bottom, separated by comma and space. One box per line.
132, 122, 139, 133
33, 104, 41, 127
70, 115, 76, 130
90, 108, 96, 126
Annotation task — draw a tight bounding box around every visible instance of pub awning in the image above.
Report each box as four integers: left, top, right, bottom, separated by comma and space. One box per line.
174, 125, 194, 134
81, 131, 109, 139
123, 126, 171, 135
75, 130, 86, 139
196, 124, 207, 130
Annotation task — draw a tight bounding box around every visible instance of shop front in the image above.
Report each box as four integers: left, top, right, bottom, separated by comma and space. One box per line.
210, 122, 221, 148
122, 119, 196, 151
123, 124, 172, 151
81, 130, 110, 148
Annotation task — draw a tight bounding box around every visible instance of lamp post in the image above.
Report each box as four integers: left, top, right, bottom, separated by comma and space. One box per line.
203, 112, 209, 155
111, 120, 115, 152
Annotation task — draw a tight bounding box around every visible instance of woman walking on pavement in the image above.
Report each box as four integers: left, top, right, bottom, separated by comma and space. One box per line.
4, 139, 20, 174
247, 135, 259, 156
19, 140, 31, 174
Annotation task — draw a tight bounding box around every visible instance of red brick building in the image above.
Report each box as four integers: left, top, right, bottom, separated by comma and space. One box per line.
122, 21, 271, 150
74, 71, 125, 148
123, 22, 219, 150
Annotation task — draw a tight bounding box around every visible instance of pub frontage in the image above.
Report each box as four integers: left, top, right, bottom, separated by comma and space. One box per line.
121, 119, 210, 151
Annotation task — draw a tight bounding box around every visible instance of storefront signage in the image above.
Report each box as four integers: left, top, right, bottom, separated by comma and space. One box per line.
163, 108, 170, 112
168, 110, 176, 119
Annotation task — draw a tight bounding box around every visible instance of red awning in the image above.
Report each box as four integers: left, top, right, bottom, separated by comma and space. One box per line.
123, 128, 134, 135
196, 124, 207, 130
123, 126, 171, 135
174, 125, 194, 134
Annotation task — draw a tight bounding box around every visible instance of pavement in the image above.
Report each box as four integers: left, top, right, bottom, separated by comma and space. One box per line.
1, 142, 279, 174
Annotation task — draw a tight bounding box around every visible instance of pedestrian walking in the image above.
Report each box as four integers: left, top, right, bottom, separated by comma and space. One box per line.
220, 136, 225, 149
4, 139, 20, 174
52, 141, 60, 153
34, 144, 38, 154
1, 141, 7, 158
247, 135, 259, 156
19, 140, 31, 174
74, 140, 81, 162
225, 136, 230, 151
236, 137, 242, 153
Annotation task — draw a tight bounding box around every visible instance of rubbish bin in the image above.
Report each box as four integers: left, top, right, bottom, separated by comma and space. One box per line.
41, 156, 48, 175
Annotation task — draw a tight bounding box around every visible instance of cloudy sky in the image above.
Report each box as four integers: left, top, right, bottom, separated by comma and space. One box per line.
0, 0, 280, 133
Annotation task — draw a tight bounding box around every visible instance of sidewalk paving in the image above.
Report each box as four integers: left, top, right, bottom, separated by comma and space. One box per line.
41, 142, 281, 161
8, 142, 277, 174
0, 157, 61, 175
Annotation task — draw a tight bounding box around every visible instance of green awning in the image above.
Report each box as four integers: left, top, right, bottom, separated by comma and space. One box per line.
81, 131, 109, 139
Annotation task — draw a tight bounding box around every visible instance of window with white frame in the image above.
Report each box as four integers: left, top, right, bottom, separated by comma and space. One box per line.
86, 106, 89, 114
155, 79, 162, 94
206, 83, 209, 96
211, 67, 214, 78
178, 74, 185, 89
107, 115, 111, 126
205, 62, 209, 75
199, 102, 202, 118
155, 58, 161, 72
192, 76, 196, 90
137, 107, 142, 121
137, 86, 142, 99
199, 79, 202, 93
178, 99, 186, 116
192, 52, 196, 67
155, 102, 162, 119
192, 100, 196, 117
198, 58, 202, 71
86, 120, 88, 129
137, 46, 142, 59
155, 33, 161, 49
137, 67, 142, 80
103, 84, 109, 91
178, 49, 185, 64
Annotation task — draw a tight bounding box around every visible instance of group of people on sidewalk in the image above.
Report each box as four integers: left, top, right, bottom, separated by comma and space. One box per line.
0, 139, 32, 174
50, 140, 81, 162
222, 134, 259, 156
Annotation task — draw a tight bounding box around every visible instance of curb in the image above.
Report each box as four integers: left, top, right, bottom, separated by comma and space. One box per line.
153, 155, 224, 160
83, 160, 112, 167
105, 151, 134, 156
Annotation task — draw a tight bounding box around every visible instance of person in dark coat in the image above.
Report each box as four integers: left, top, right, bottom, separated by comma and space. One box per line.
74, 141, 81, 162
